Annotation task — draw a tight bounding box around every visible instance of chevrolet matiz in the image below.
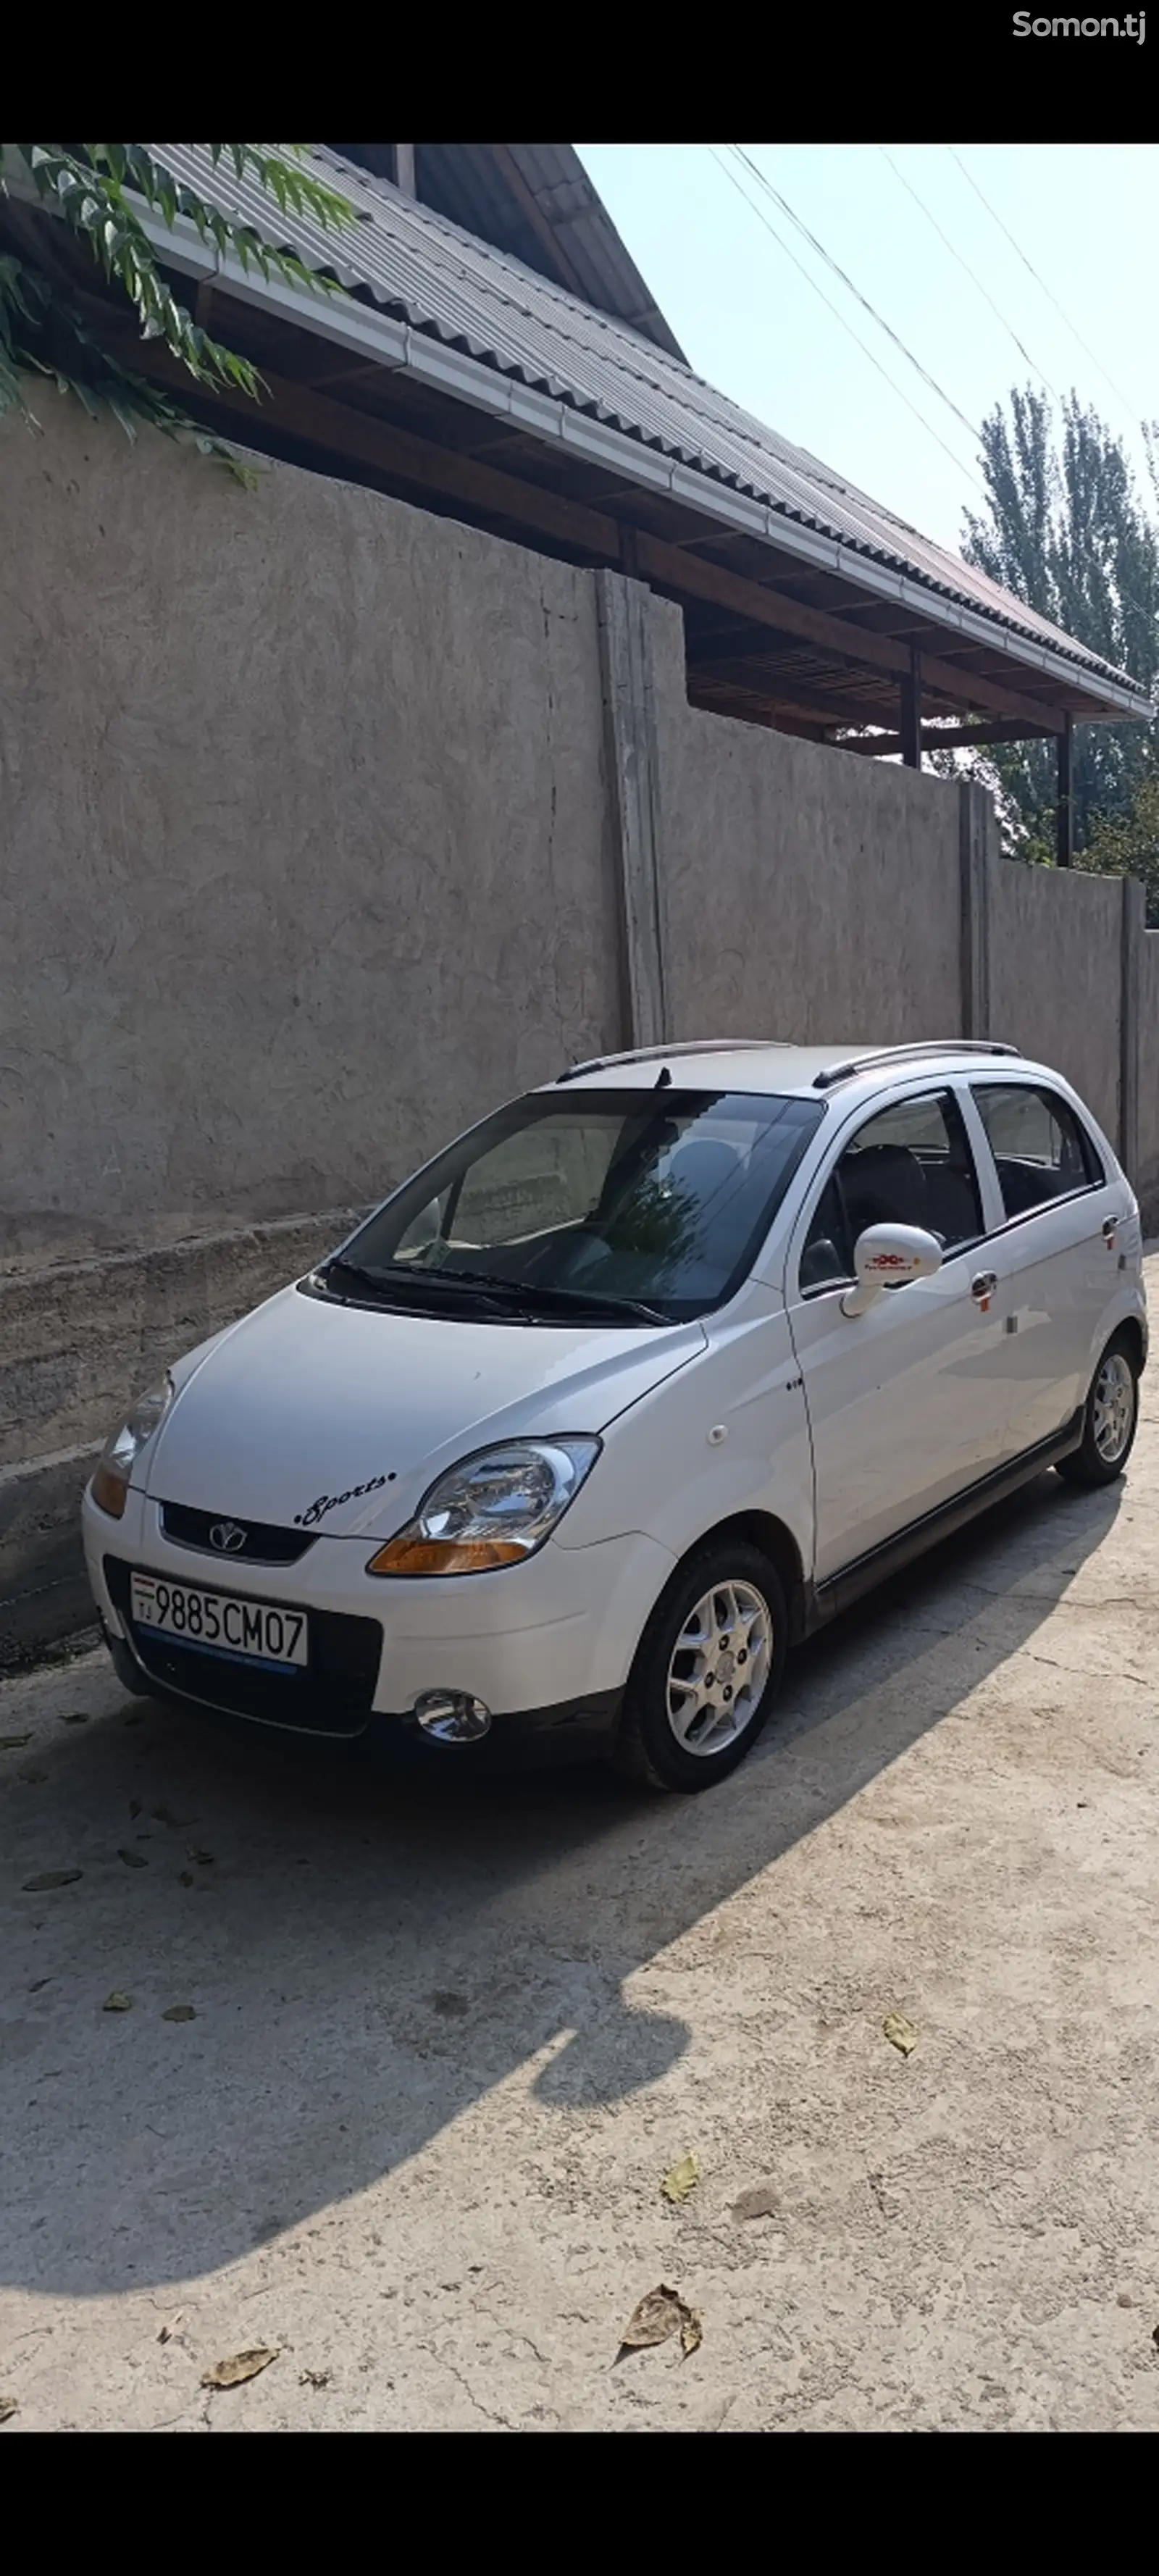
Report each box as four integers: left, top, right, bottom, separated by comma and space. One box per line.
82, 1038, 1147, 1793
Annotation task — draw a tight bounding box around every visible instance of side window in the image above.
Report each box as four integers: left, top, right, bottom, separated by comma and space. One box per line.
971, 1084, 1103, 1221
799, 1089, 982, 1295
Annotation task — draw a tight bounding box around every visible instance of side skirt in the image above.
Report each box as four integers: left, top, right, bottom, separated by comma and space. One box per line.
798, 1408, 1085, 1637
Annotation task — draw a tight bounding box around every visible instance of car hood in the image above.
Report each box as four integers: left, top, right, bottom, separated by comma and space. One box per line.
142, 1283, 706, 1536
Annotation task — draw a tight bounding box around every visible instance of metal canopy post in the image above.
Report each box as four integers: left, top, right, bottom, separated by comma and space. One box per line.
1056, 714, 1074, 867
900, 650, 921, 769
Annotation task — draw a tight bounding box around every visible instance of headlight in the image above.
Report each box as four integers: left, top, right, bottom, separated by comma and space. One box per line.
366, 1437, 601, 1576
91, 1379, 174, 1520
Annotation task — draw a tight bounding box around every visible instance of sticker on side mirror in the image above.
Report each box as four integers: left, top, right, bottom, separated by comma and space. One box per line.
842, 1224, 943, 1318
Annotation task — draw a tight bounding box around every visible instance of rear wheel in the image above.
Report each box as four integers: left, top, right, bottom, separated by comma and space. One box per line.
1056, 1331, 1139, 1489
613, 1538, 787, 1793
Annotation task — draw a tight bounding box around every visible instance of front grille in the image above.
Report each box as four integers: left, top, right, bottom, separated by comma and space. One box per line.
159, 1501, 316, 1566
104, 1557, 381, 1737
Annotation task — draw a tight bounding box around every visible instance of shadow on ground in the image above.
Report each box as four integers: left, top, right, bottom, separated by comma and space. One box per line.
0, 1469, 1121, 2296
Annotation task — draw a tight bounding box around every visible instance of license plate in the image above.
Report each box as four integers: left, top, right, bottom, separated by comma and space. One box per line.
130, 1572, 308, 1669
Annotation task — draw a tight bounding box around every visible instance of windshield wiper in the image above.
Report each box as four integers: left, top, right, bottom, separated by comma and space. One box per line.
322, 1258, 668, 1326
438, 1268, 669, 1326
320, 1258, 512, 1314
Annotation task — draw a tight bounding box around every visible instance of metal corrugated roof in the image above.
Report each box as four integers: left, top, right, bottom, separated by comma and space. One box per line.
146, 143, 1147, 706
325, 145, 685, 356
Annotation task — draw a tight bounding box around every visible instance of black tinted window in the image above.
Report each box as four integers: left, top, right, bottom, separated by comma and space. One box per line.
972, 1084, 1102, 1220
800, 1090, 982, 1295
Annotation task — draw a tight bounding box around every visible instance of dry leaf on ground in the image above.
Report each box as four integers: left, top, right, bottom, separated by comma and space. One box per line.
117, 1848, 148, 1870
103, 1991, 133, 2013
59, 1711, 88, 1726
22, 1870, 81, 1892
1, 1733, 32, 1751
158, 2313, 185, 2344
618, 2284, 702, 2361
0, 2396, 17, 2425
201, 2346, 280, 2390
187, 1848, 215, 1866
299, 2368, 330, 2388
660, 2151, 700, 2205
162, 2004, 197, 2023
883, 2012, 919, 2057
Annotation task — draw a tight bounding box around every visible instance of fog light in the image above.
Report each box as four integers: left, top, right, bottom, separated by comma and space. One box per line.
413, 1690, 491, 1744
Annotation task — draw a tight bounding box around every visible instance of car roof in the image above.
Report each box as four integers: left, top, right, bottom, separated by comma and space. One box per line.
541, 1039, 1047, 1103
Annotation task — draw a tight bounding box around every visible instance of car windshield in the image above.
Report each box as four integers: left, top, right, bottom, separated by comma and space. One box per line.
311, 1087, 824, 1325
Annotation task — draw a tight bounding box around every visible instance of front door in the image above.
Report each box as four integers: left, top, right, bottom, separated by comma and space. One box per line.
785, 1086, 1013, 1584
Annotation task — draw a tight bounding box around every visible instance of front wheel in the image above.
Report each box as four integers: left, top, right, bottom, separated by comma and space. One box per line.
1056, 1330, 1140, 1489
613, 1538, 787, 1794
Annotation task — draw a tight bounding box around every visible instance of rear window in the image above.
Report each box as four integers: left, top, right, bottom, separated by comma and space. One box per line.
971, 1083, 1103, 1221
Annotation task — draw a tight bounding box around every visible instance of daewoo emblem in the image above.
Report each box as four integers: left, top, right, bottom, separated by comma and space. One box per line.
209, 1519, 248, 1554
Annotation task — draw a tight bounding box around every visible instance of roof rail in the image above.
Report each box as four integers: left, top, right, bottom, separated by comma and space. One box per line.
812, 1040, 1021, 1092
556, 1038, 786, 1085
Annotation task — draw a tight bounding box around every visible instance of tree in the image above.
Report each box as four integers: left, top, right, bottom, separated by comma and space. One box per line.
0, 144, 353, 478
961, 388, 1159, 878
1081, 776, 1159, 922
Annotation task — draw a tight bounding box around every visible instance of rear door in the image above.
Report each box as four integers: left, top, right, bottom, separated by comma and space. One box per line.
966, 1079, 1121, 1455
786, 1084, 1013, 1583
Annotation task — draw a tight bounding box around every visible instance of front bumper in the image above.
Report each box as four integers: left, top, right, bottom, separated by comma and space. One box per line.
100, 1618, 622, 1767
83, 1482, 673, 1759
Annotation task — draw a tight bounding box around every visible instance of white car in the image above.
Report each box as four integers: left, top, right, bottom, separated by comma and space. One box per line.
82, 1040, 1147, 1794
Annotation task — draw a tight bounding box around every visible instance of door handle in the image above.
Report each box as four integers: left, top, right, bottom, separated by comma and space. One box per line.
971, 1271, 997, 1308
1102, 1215, 1121, 1246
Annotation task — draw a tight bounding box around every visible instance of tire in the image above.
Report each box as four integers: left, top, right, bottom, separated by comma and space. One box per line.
1056, 1329, 1140, 1489
612, 1538, 788, 1794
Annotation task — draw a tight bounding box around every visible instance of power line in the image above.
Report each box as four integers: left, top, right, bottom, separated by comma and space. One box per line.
712, 145, 1150, 695
707, 148, 989, 502
946, 145, 1144, 430
878, 144, 1059, 401
729, 143, 983, 448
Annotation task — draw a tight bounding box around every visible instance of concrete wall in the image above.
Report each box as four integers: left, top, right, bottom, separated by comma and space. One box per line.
657, 632, 963, 1044
0, 1209, 356, 1655
0, 403, 622, 1271
1137, 929, 1159, 1216
1, 401, 1150, 1657
989, 856, 1124, 1150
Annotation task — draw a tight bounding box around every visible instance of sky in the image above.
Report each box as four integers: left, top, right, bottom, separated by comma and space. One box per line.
575, 144, 1158, 558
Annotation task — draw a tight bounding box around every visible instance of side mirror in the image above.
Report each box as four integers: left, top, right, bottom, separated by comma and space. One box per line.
841, 1223, 942, 1317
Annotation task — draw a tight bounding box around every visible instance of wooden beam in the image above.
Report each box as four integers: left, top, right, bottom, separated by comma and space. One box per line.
691, 665, 897, 733
632, 532, 1066, 735
837, 714, 1061, 758
1057, 714, 1074, 867
899, 649, 922, 769
92, 317, 1081, 736
306, 356, 392, 392
101, 330, 625, 559
619, 524, 643, 580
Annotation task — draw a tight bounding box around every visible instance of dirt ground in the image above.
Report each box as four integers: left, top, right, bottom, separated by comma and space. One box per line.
3, 1266, 1158, 2433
